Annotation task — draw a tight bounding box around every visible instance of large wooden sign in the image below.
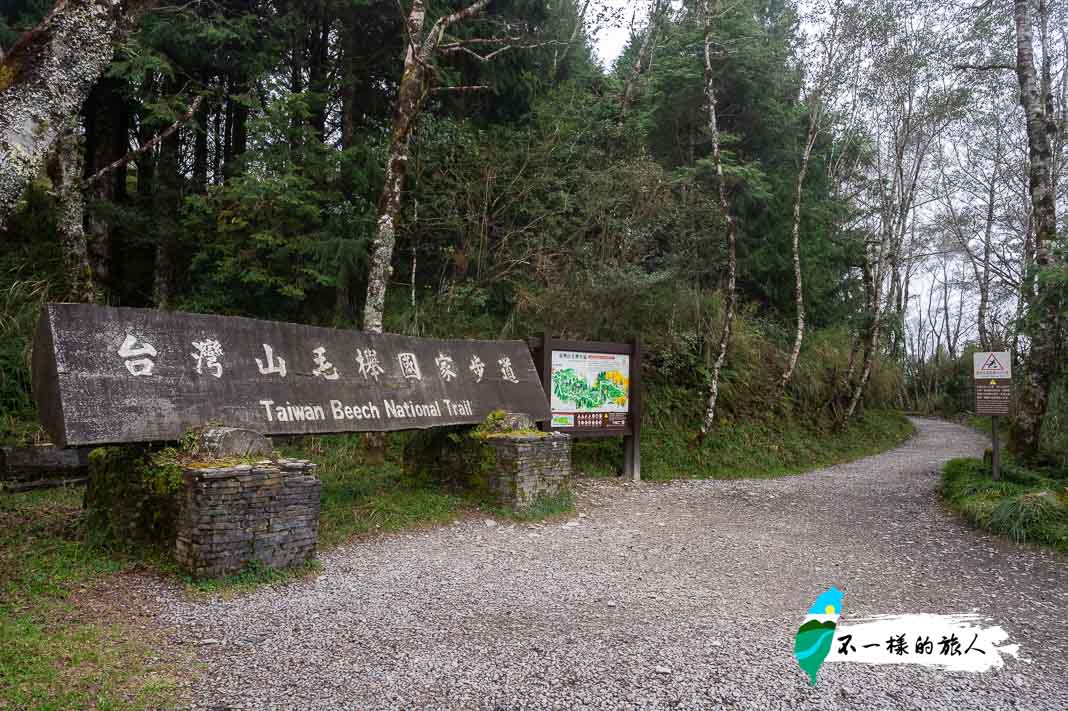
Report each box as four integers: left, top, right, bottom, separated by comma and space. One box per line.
528, 334, 642, 481
32, 304, 550, 447
973, 351, 1012, 417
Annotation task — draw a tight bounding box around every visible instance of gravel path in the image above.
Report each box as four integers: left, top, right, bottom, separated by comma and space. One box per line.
160, 418, 1068, 710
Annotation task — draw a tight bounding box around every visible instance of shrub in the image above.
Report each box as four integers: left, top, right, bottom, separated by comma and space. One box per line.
942, 457, 1068, 553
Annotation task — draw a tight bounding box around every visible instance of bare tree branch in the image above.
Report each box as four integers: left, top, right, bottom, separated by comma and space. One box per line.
431, 84, 492, 94
81, 95, 205, 190
441, 38, 569, 63
953, 63, 1015, 71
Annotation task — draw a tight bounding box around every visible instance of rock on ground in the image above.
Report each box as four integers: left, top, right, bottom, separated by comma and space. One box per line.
157, 418, 1068, 710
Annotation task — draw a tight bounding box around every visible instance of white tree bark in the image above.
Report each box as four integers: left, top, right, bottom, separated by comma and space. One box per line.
361, 0, 491, 334
619, 0, 668, 120
780, 0, 852, 388
697, 0, 739, 442
47, 127, 96, 303
780, 109, 818, 388
1011, 0, 1063, 455
0, 0, 155, 230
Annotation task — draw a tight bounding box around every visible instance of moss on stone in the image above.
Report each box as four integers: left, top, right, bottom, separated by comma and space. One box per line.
85, 445, 181, 545
0, 62, 17, 93
403, 425, 498, 499
84, 430, 266, 546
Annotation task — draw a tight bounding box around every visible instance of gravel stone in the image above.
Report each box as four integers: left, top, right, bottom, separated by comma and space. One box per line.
157, 418, 1068, 709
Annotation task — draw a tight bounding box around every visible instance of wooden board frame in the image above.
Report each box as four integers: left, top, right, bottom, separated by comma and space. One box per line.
528, 333, 642, 481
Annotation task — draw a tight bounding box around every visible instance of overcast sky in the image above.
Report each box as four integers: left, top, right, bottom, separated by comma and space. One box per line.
592, 0, 640, 68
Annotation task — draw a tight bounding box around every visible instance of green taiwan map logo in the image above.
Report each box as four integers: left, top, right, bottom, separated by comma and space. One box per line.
793, 586, 843, 685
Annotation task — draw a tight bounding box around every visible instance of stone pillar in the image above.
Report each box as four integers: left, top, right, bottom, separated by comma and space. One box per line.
403, 412, 573, 511
176, 459, 320, 578
482, 433, 572, 510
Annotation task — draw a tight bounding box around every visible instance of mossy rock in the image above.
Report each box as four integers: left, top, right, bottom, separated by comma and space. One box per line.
84, 445, 185, 546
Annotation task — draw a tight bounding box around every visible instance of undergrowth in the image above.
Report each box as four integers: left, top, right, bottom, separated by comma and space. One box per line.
573, 384, 914, 480
942, 457, 1068, 554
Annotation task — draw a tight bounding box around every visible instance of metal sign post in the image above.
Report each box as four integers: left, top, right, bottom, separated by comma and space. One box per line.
973, 351, 1012, 481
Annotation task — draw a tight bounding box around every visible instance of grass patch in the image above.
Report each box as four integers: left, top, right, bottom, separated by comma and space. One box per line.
494, 491, 575, 522
942, 457, 1068, 554
184, 559, 322, 597
0, 488, 186, 710
280, 433, 466, 547
642, 408, 915, 481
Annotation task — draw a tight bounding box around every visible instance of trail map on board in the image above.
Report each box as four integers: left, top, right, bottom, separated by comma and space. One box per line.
549, 351, 630, 429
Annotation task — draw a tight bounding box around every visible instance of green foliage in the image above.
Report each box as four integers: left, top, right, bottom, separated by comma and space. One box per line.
479, 409, 509, 433
284, 433, 466, 547
918, 355, 1067, 466
84, 446, 183, 545
179, 94, 378, 322
0, 0, 50, 51
638, 403, 914, 482
942, 457, 1068, 553
402, 425, 499, 499
0, 277, 47, 444
1041, 377, 1068, 465
0, 179, 63, 444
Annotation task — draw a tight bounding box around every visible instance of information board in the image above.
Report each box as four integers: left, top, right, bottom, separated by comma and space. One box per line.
973, 351, 1012, 417
971, 350, 1013, 481
549, 350, 630, 430
528, 334, 642, 481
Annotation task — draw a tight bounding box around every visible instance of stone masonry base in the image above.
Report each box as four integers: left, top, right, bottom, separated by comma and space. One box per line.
176, 459, 320, 579
483, 433, 571, 510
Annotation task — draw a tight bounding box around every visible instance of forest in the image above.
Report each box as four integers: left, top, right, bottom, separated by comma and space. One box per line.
0, 0, 1065, 465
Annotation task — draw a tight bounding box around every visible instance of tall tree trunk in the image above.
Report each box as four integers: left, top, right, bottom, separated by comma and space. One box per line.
232, 85, 248, 161
362, 0, 430, 334
223, 73, 248, 179
83, 74, 129, 304
1011, 0, 1062, 455
340, 7, 357, 152
223, 83, 235, 173
307, 11, 331, 143
48, 127, 96, 303
153, 89, 182, 310
212, 105, 223, 185
696, 0, 738, 443
977, 164, 996, 349
0, 0, 155, 230
361, 0, 491, 334
781, 107, 819, 388
552, 0, 591, 80
337, 7, 358, 324
136, 73, 158, 204
844, 250, 881, 421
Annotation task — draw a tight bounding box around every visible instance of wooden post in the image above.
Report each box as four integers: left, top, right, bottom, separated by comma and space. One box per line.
540, 332, 552, 402
991, 416, 1001, 481
538, 331, 552, 432
627, 335, 642, 482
